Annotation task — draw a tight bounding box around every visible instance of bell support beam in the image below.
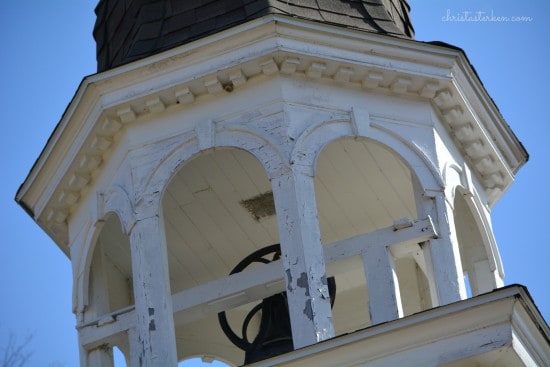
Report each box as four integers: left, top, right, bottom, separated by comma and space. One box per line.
327, 217, 436, 325
172, 216, 436, 323
79, 306, 136, 350
78, 218, 437, 349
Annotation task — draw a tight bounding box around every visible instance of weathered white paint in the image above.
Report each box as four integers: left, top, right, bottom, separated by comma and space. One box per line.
17, 17, 526, 252
67, 92, 502, 362
271, 168, 335, 348
129, 211, 177, 366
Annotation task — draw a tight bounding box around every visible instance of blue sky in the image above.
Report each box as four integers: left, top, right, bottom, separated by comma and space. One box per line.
0, 1, 548, 366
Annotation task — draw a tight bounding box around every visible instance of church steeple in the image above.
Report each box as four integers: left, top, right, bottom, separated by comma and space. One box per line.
94, 0, 414, 71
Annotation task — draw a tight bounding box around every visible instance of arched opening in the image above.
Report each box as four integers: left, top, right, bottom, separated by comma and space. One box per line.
315, 137, 431, 334
453, 189, 501, 296
87, 213, 133, 319
161, 147, 279, 365
85, 213, 133, 365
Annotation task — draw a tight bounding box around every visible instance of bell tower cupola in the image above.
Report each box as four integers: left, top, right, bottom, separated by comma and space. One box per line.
17, 1, 549, 366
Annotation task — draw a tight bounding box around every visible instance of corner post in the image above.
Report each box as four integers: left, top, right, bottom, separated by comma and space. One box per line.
271, 167, 335, 349
128, 200, 178, 366
422, 192, 467, 306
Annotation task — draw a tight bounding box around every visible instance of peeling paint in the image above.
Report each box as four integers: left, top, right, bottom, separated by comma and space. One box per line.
148, 307, 154, 316
303, 299, 314, 321
297, 272, 310, 297
286, 269, 293, 292
149, 319, 156, 331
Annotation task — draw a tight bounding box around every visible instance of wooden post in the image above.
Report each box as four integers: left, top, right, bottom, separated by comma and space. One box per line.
271, 168, 335, 349
363, 245, 404, 324
129, 212, 178, 366
423, 193, 467, 306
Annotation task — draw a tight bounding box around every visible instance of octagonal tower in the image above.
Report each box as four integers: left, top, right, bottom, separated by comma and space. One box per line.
17, 1, 549, 366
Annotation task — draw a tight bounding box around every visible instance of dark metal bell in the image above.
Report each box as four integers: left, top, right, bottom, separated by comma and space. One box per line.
244, 277, 336, 364
218, 244, 336, 365
243, 292, 294, 364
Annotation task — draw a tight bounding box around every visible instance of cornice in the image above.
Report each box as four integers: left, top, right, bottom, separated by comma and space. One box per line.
16, 15, 528, 252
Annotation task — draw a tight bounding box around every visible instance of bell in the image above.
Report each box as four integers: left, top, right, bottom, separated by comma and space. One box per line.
242, 291, 293, 364
218, 244, 336, 365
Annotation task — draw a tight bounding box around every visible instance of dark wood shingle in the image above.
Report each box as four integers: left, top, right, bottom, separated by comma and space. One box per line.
94, 0, 414, 72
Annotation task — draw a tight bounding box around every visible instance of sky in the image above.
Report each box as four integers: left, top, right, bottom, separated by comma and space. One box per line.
0, 1, 548, 366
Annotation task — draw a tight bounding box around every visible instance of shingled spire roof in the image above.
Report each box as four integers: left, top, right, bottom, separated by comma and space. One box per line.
94, 0, 414, 72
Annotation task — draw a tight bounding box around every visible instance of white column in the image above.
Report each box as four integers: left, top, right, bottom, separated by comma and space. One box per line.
271, 168, 335, 349
422, 193, 467, 306
363, 245, 403, 325
129, 211, 178, 366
